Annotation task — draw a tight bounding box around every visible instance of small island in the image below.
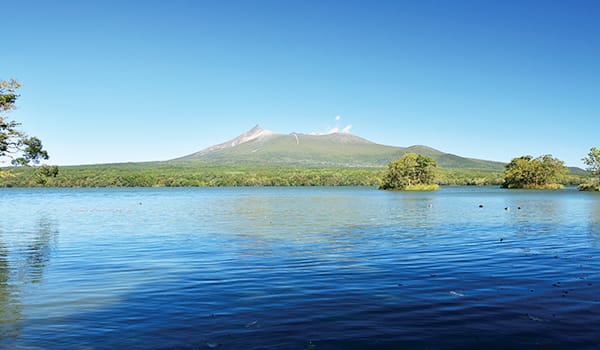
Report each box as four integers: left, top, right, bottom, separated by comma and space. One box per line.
379, 153, 439, 191
501, 155, 567, 189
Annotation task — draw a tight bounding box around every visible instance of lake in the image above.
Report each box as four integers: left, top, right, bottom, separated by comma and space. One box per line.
1, 186, 599, 349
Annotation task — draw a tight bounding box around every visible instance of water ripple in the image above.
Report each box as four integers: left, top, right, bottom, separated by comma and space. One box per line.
0, 187, 599, 349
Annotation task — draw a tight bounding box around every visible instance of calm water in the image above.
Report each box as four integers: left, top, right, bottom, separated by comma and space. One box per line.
1, 186, 599, 349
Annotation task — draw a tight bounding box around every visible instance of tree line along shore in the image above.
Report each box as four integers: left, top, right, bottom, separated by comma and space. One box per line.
0, 162, 590, 189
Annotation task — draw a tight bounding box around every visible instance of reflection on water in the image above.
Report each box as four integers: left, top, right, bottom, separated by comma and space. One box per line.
588, 194, 600, 246
0, 187, 599, 349
0, 217, 58, 338
24, 218, 58, 284
0, 239, 21, 339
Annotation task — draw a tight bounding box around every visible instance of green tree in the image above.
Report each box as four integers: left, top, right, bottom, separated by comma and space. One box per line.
380, 153, 439, 190
582, 147, 600, 176
34, 165, 60, 185
1, 79, 49, 166
579, 147, 600, 191
502, 154, 567, 189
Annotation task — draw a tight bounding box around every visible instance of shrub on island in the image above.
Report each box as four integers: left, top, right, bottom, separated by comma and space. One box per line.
380, 153, 439, 191
501, 155, 567, 189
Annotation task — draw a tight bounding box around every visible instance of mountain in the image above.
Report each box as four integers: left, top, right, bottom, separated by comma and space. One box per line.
185, 125, 275, 156
175, 125, 506, 170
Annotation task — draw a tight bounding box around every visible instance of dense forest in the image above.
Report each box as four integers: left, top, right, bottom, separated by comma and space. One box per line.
0, 162, 587, 188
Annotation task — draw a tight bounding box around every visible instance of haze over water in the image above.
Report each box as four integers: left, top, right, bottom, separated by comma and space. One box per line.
1, 187, 599, 349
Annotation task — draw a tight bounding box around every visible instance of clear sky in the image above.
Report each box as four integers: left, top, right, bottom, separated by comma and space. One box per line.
2, 0, 599, 167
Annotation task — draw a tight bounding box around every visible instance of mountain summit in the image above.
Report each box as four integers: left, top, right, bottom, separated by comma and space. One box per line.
176, 125, 505, 170
181, 125, 274, 158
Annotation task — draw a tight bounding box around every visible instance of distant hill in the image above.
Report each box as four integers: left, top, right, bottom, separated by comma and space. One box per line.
175, 125, 506, 170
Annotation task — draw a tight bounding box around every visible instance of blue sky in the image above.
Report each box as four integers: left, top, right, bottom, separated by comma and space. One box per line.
2, 0, 599, 166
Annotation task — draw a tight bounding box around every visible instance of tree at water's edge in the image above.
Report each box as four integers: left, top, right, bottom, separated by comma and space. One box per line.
1, 79, 48, 165
379, 153, 439, 191
578, 147, 600, 191
501, 155, 567, 189
1, 79, 56, 184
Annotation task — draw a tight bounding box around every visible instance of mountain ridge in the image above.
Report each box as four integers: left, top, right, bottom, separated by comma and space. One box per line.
175, 125, 507, 170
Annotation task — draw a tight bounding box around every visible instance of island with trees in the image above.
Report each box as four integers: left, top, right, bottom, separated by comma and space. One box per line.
501, 155, 567, 189
379, 153, 439, 191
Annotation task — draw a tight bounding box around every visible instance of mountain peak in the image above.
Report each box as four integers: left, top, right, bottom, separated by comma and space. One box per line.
249, 124, 263, 132
179, 125, 275, 158
236, 124, 274, 144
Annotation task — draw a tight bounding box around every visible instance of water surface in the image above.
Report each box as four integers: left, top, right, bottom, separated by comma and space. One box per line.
1, 187, 599, 349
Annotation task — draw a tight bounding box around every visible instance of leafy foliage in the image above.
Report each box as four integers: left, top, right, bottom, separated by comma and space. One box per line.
578, 147, 600, 191
502, 155, 568, 189
379, 153, 438, 190
1, 79, 49, 166
582, 147, 600, 176
577, 182, 600, 191
34, 165, 59, 185
37, 165, 59, 177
